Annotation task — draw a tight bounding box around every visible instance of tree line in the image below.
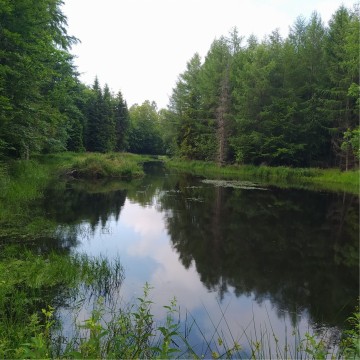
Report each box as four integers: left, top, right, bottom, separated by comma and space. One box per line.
0, 1, 359, 169
164, 5, 359, 169
0, 0, 165, 159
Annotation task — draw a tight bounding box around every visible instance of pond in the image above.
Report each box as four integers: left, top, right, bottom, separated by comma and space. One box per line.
42, 162, 359, 357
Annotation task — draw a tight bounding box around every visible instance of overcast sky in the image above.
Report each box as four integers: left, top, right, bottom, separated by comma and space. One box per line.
62, 0, 356, 109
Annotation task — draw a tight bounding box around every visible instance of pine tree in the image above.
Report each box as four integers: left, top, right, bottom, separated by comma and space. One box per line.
102, 84, 116, 152
324, 5, 359, 169
169, 53, 216, 160
200, 37, 233, 165
114, 91, 130, 151
85, 78, 103, 152
0, 0, 77, 158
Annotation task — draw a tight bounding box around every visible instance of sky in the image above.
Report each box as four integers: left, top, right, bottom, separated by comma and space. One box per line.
62, 0, 356, 109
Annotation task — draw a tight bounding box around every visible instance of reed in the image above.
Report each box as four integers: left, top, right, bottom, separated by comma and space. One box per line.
9, 283, 359, 359
0, 247, 124, 359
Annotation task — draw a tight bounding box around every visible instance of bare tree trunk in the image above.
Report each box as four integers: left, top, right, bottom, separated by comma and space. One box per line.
345, 148, 349, 171
216, 66, 230, 166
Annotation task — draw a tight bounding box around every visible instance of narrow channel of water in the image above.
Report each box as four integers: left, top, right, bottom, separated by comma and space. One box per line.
43, 162, 359, 357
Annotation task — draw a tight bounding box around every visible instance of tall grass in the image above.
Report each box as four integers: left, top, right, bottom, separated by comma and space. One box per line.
6, 281, 359, 359
40, 152, 152, 180
0, 247, 124, 359
164, 158, 359, 194
1, 159, 50, 202
0, 160, 56, 240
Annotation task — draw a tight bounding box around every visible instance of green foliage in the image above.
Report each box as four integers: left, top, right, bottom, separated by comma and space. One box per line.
340, 308, 360, 359
60, 152, 147, 179
167, 5, 359, 170
128, 101, 164, 155
114, 91, 130, 152
323, 6, 360, 169
169, 53, 217, 160
0, 159, 56, 240
85, 78, 113, 153
302, 333, 329, 359
152, 297, 181, 359
0, 247, 124, 359
0, 0, 78, 159
0, 2, 131, 159
4, 274, 358, 359
342, 127, 360, 161
0, 153, 152, 242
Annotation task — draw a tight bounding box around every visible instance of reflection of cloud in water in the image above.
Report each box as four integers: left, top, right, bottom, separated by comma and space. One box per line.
116, 200, 311, 353
119, 200, 206, 311
122, 199, 165, 241
73, 196, 314, 356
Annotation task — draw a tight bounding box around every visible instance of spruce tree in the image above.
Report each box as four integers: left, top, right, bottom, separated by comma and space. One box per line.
0, 0, 77, 158
324, 6, 359, 169
114, 91, 130, 152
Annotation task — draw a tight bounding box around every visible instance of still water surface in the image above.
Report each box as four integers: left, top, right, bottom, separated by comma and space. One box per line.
44, 162, 359, 356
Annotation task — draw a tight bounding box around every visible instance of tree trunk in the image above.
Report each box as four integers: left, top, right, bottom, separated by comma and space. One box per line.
216, 66, 230, 166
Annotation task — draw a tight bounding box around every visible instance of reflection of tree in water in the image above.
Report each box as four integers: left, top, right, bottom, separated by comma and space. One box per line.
43, 181, 127, 230
33, 168, 359, 332
2, 179, 130, 333
159, 177, 359, 329
31, 179, 127, 255
40, 168, 168, 251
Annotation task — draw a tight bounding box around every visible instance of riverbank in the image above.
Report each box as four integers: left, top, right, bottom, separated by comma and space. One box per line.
163, 158, 360, 194
38, 151, 153, 179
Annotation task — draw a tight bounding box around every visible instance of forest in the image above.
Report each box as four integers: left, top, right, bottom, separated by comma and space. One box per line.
0, 0, 359, 169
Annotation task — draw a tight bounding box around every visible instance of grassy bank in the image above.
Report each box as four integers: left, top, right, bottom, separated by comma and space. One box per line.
0, 152, 152, 240
163, 158, 360, 194
38, 152, 154, 179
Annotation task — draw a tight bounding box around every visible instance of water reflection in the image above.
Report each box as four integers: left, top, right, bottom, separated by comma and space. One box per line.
42, 166, 359, 353
159, 178, 359, 328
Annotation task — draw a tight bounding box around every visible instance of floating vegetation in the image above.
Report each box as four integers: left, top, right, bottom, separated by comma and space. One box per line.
186, 197, 204, 202
201, 179, 268, 190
